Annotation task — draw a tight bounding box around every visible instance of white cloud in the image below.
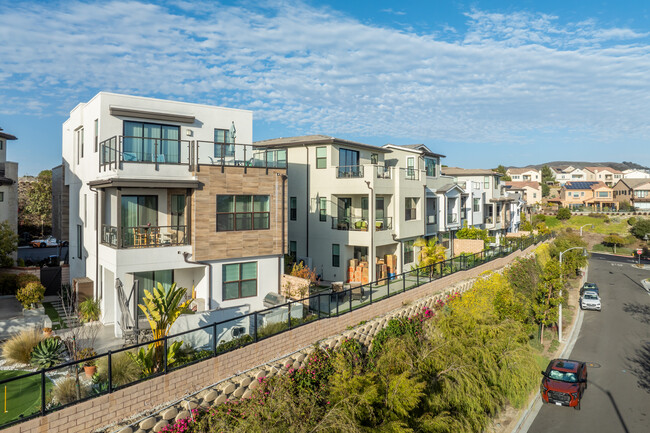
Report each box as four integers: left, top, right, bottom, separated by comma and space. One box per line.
0, 0, 650, 146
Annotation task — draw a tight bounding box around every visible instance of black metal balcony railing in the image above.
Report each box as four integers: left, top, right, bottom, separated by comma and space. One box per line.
403, 168, 420, 181
375, 166, 391, 179
337, 165, 364, 178
375, 217, 393, 231
99, 136, 287, 172
196, 141, 287, 169
101, 225, 188, 248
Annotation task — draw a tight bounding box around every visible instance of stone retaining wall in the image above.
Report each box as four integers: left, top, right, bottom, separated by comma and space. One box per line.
5, 245, 536, 433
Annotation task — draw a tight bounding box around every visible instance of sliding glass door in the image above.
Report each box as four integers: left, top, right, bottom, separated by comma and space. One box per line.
338, 148, 360, 177
123, 121, 180, 163
133, 270, 173, 318
121, 195, 158, 246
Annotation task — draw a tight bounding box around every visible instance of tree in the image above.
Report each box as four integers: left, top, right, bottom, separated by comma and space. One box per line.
414, 237, 447, 276
603, 234, 626, 254
0, 220, 18, 267
533, 259, 563, 343
557, 207, 571, 220
541, 183, 550, 198
494, 164, 511, 181
541, 165, 555, 183
631, 218, 650, 240
456, 222, 489, 247
25, 170, 52, 237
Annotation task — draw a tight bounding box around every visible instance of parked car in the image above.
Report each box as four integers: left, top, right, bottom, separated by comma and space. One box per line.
580, 291, 602, 311
540, 359, 588, 410
579, 282, 599, 296
30, 236, 61, 248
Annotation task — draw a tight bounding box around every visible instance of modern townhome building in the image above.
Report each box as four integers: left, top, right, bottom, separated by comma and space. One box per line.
253, 136, 463, 283
612, 178, 650, 210
506, 167, 541, 182
440, 167, 518, 236
0, 127, 18, 248
505, 181, 542, 208
62, 92, 287, 336
552, 181, 617, 210
584, 167, 623, 187
623, 168, 650, 179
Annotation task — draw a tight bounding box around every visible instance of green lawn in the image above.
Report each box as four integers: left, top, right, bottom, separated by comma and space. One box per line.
545, 215, 630, 235
41, 302, 66, 330
591, 244, 636, 256
0, 370, 53, 426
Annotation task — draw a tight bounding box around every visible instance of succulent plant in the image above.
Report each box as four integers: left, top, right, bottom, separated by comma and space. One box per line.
30, 338, 65, 369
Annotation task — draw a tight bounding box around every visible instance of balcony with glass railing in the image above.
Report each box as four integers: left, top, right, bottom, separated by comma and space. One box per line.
331, 217, 393, 231
336, 165, 364, 178
101, 224, 188, 248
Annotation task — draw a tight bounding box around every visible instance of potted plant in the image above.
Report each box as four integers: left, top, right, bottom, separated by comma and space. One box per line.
78, 347, 98, 377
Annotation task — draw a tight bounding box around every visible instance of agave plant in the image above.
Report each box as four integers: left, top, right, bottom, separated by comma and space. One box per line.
31, 338, 65, 369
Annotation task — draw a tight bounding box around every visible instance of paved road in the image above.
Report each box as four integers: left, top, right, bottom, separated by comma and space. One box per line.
17, 245, 68, 263
528, 254, 650, 433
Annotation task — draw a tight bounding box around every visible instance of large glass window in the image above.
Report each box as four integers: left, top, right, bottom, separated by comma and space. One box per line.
473, 198, 480, 212
171, 194, 185, 228
214, 128, 234, 159
316, 147, 327, 169
217, 195, 270, 231
319, 197, 327, 222
332, 244, 340, 267
483, 176, 490, 189
405, 197, 418, 221
123, 121, 180, 163
361, 197, 368, 221
404, 240, 414, 264
371, 153, 378, 164
425, 158, 436, 177
338, 148, 360, 176
290, 197, 297, 221
407, 157, 415, 177
376, 197, 385, 223
134, 270, 173, 317
223, 262, 257, 300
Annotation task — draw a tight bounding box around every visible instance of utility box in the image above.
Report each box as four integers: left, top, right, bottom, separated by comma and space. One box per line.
73, 277, 94, 301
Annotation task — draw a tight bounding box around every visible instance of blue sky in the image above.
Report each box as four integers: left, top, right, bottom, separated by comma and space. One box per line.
2, 0, 650, 175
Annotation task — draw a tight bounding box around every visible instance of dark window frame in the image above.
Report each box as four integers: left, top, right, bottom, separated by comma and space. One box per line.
289, 241, 297, 260
290, 196, 297, 221
222, 262, 258, 300
123, 120, 181, 163
316, 147, 327, 169
371, 153, 378, 165
473, 198, 480, 212
332, 244, 340, 267
214, 128, 234, 158
216, 195, 270, 232
319, 197, 327, 222
405, 197, 418, 221
404, 240, 414, 264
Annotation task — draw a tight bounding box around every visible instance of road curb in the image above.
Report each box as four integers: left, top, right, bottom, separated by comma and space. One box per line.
511, 267, 587, 433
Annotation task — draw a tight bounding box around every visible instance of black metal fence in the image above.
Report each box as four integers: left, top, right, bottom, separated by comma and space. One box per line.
0, 234, 550, 429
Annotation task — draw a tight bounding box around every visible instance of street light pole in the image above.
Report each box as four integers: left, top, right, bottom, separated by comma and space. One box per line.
579, 224, 594, 236
558, 246, 587, 342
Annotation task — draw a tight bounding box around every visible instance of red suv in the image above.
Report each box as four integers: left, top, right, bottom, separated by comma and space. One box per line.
540, 358, 588, 410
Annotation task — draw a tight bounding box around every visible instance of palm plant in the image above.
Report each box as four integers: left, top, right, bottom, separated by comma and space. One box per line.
414, 237, 447, 276
31, 338, 65, 369
137, 282, 193, 373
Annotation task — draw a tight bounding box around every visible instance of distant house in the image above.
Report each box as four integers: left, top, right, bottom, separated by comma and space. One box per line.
612, 178, 650, 210
505, 181, 542, 208
584, 167, 623, 187
623, 169, 650, 179
0, 127, 18, 250
553, 181, 617, 210
506, 167, 541, 182
550, 166, 590, 186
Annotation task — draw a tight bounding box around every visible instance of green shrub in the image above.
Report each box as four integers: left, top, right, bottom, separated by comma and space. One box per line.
52, 377, 89, 406
216, 334, 253, 353
631, 218, 650, 239
16, 281, 45, 309
557, 207, 571, 220
16, 258, 26, 267
2, 328, 43, 364
79, 298, 101, 322
96, 351, 141, 387
628, 217, 637, 226
31, 338, 65, 369
17, 273, 40, 288
0, 273, 19, 295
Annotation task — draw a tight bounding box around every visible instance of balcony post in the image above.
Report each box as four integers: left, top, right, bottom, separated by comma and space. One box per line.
116, 188, 122, 249
154, 139, 159, 171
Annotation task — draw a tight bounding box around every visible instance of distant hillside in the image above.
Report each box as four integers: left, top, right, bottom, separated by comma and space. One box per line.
508, 161, 649, 171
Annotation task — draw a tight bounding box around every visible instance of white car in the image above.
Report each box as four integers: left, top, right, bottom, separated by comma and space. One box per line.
580, 291, 601, 311
30, 236, 63, 248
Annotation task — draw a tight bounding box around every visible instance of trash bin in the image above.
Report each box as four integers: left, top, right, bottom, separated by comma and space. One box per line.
47, 255, 60, 267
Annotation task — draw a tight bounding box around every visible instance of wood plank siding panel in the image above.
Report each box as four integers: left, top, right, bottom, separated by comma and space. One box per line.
191, 166, 287, 261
